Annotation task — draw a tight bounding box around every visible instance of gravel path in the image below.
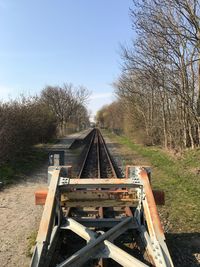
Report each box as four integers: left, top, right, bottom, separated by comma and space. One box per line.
0, 131, 90, 267
0, 164, 48, 267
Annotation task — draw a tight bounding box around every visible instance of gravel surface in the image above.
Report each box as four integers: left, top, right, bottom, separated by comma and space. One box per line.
0, 132, 86, 267
0, 164, 48, 267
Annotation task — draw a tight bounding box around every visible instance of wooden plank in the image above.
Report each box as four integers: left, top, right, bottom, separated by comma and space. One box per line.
34, 188, 164, 206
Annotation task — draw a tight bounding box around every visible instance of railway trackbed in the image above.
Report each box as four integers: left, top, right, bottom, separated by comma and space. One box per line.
78, 128, 117, 178
31, 128, 174, 267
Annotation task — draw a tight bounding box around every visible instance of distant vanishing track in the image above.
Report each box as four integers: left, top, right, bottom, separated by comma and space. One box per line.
78, 128, 118, 178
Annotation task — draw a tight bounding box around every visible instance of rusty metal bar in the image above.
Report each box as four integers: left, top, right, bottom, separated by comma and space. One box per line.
140, 169, 164, 239
35, 188, 165, 206
59, 178, 142, 188
140, 169, 173, 265
137, 167, 174, 267
61, 189, 137, 201
125, 206, 133, 217
61, 200, 139, 207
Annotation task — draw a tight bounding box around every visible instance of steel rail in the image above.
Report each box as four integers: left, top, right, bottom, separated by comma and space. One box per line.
98, 130, 134, 220
78, 128, 118, 179
77, 128, 120, 267
77, 129, 96, 178
97, 130, 101, 178
96, 130, 105, 266
97, 129, 118, 178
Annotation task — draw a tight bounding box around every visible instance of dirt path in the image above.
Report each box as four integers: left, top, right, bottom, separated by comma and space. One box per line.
0, 164, 48, 267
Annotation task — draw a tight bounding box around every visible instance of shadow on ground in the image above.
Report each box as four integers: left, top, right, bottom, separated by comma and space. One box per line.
166, 233, 200, 266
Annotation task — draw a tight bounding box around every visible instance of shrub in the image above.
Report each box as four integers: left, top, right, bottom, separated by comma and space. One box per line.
0, 97, 57, 165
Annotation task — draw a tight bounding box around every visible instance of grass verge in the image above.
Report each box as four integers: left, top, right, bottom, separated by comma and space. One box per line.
0, 149, 47, 185
26, 231, 37, 257
104, 130, 200, 233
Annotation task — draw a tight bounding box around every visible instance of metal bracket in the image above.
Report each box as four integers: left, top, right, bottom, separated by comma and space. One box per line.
59, 177, 70, 186
48, 151, 65, 166
128, 166, 143, 185
127, 166, 144, 206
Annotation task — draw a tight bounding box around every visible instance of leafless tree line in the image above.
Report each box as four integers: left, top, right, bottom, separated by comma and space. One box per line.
41, 84, 90, 135
98, 0, 200, 150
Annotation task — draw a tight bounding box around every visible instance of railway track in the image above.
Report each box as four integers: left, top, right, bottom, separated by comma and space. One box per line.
67, 129, 133, 266
63, 129, 127, 266
79, 129, 117, 178
31, 128, 174, 267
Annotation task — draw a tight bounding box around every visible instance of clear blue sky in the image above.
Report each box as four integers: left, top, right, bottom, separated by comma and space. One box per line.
0, 0, 134, 119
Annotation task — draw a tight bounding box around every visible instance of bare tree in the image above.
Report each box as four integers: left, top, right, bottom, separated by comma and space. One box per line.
106, 0, 200, 150
41, 84, 90, 135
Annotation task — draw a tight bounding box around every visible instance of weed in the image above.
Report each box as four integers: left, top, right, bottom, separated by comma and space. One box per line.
26, 231, 37, 257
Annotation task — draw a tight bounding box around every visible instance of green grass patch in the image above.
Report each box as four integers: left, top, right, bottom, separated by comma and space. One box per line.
26, 230, 37, 257
35, 138, 59, 148
0, 149, 47, 185
104, 130, 200, 233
